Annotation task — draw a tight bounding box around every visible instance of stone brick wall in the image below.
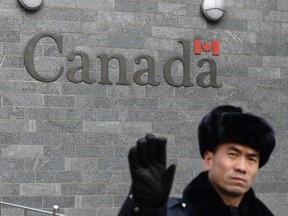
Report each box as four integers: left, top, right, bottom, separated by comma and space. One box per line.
0, 0, 288, 215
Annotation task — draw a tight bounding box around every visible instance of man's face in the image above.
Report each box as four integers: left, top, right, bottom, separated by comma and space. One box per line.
204, 143, 260, 198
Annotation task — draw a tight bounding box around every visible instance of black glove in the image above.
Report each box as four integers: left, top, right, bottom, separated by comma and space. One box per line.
128, 134, 176, 208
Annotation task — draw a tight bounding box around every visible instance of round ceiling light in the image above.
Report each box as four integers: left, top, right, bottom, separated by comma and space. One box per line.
18, 0, 43, 11
200, 0, 225, 22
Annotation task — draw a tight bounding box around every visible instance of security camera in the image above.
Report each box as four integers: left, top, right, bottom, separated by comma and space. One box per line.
18, 0, 43, 11
200, 0, 225, 22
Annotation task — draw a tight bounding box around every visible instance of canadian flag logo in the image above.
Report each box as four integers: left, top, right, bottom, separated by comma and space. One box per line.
194, 40, 220, 56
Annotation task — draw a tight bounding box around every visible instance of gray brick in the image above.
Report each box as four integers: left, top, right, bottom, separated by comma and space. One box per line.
265, 10, 288, 22
114, 196, 128, 207
75, 96, 114, 109
62, 83, 107, 96
247, 21, 281, 33
0, 30, 19, 42
0, 132, 20, 144
115, 1, 158, 13
36, 171, 82, 183
98, 159, 128, 170
0, 82, 20, 93
1, 145, 43, 158
36, 120, 82, 133
82, 22, 123, 35
253, 182, 278, 193
20, 82, 61, 95
45, 0, 114, 10
208, 20, 247, 31
107, 85, 145, 97
27, 108, 66, 120
3, 94, 43, 107
106, 183, 130, 195
0, 68, 35, 81
152, 26, 194, 39
82, 171, 130, 184
75, 195, 114, 207
20, 184, 61, 196
0, 158, 24, 170
2, 56, 24, 68
44, 95, 75, 108
122, 25, 151, 37
64, 109, 99, 121
256, 43, 288, 56
263, 56, 288, 68
0, 119, 35, 133
65, 158, 98, 171
61, 133, 106, 146
2, 196, 42, 209
121, 122, 152, 133
64, 209, 102, 216
0, 171, 35, 183
61, 184, 106, 195
43, 145, 75, 158
0, 107, 25, 119
32, 7, 97, 21
277, 0, 288, 11
75, 146, 114, 158
115, 98, 158, 109
158, 2, 187, 15
248, 67, 281, 79
0, 184, 19, 195
124, 110, 178, 122
20, 20, 82, 33
97, 11, 136, 25
96, 208, 120, 216
0, 18, 21, 30
83, 121, 121, 133
107, 36, 145, 49
43, 196, 75, 208
63, 34, 108, 47
21, 133, 60, 145
106, 133, 145, 146
228, 55, 262, 66
244, 0, 277, 9
224, 8, 263, 20
25, 158, 65, 170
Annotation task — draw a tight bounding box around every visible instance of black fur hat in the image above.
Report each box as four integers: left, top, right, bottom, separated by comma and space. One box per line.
198, 105, 275, 168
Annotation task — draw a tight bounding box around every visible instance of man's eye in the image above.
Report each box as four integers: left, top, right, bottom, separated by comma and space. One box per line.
248, 157, 257, 163
228, 152, 237, 158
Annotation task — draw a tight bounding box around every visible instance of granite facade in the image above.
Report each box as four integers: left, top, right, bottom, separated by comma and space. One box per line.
0, 0, 287, 215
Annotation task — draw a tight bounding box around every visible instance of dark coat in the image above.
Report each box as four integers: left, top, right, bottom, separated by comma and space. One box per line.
118, 171, 274, 216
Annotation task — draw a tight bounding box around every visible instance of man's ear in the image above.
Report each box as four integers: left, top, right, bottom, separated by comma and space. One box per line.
204, 151, 213, 170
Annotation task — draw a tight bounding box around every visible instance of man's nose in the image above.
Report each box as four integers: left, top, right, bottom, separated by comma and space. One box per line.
234, 157, 247, 173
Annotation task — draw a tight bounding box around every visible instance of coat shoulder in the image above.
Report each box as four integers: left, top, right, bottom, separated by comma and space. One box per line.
167, 197, 190, 216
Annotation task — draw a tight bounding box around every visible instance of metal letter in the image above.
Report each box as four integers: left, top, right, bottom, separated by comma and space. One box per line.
163, 40, 193, 87
24, 33, 64, 82
97, 54, 130, 85
134, 55, 160, 86
196, 58, 222, 88
67, 51, 95, 84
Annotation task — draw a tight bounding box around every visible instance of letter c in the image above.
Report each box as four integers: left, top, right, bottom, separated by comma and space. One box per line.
24, 33, 64, 82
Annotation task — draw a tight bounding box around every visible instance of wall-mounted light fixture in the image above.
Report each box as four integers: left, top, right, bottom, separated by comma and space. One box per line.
18, 0, 43, 11
200, 0, 225, 22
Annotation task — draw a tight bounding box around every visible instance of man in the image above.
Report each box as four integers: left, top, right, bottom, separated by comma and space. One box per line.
118, 105, 275, 216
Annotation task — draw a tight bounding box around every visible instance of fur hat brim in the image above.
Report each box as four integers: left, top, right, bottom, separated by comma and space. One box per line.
198, 105, 275, 168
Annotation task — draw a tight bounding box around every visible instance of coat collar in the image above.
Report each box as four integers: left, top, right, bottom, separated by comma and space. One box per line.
181, 171, 273, 216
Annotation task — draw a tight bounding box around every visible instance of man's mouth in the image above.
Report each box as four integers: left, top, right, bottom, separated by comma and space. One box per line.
230, 177, 247, 184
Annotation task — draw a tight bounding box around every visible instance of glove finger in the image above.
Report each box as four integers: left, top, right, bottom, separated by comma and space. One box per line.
145, 133, 157, 165
164, 164, 176, 191
137, 137, 149, 168
128, 146, 140, 171
156, 137, 167, 167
